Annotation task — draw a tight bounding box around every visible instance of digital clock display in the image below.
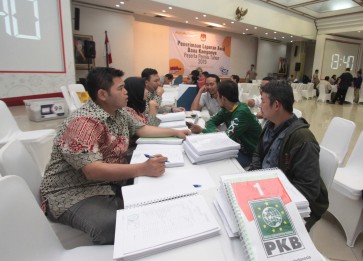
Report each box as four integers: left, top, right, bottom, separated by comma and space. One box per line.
322, 39, 360, 78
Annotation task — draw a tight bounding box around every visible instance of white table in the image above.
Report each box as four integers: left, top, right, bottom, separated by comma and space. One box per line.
115, 146, 327, 261
124, 149, 248, 261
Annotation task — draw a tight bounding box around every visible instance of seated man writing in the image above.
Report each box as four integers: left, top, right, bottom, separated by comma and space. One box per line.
191, 74, 221, 117
40, 67, 190, 245
188, 80, 261, 167
249, 80, 328, 231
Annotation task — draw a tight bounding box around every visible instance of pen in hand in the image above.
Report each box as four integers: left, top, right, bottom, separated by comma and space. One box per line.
144, 154, 169, 162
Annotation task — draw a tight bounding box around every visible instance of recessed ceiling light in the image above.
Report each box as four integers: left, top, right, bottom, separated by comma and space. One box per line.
222, 23, 226, 25
282, 36, 285, 38
120, 1, 124, 4
203, 14, 207, 17
290, 35, 293, 38
186, 20, 189, 23
231, 21, 234, 24
265, 32, 268, 35
243, 32, 246, 35
274, 31, 277, 34
245, 28, 249, 31
274, 37, 276, 39
168, 6, 172, 9
195, 17, 199, 19
290, 40, 293, 42
206, 22, 223, 28
358, 31, 361, 33
162, 10, 166, 12
116, 4, 120, 7
254, 27, 257, 29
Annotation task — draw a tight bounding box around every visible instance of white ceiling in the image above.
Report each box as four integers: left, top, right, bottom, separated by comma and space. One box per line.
74, 0, 363, 42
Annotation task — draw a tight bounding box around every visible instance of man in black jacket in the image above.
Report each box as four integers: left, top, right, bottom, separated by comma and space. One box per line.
249, 80, 329, 231
331, 68, 353, 105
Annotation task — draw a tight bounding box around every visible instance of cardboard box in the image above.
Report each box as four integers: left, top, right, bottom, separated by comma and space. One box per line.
23, 98, 69, 122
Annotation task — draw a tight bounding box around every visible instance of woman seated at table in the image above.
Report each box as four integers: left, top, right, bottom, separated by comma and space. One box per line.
124, 76, 160, 126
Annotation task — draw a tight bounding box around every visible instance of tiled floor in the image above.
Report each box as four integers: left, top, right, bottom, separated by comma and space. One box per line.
9, 99, 363, 260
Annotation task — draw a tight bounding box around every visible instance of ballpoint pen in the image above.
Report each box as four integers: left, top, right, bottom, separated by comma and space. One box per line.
144, 154, 169, 162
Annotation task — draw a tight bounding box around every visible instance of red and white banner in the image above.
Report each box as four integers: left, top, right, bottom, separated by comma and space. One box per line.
169, 28, 231, 76
105, 34, 112, 65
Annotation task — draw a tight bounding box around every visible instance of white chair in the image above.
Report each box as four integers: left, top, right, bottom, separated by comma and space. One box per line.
316, 84, 331, 102
0, 139, 42, 204
344, 87, 354, 104
328, 131, 363, 247
68, 83, 88, 108
320, 117, 356, 166
60, 85, 77, 113
293, 84, 302, 102
0, 139, 92, 248
0, 175, 113, 260
0, 100, 55, 173
292, 108, 302, 118
319, 145, 339, 191
301, 83, 314, 99
358, 84, 363, 103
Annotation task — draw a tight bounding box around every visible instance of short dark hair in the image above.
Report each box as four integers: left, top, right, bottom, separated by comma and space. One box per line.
325, 76, 329, 81
141, 68, 158, 80
207, 74, 221, 83
190, 70, 200, 84
86, 67, 124, 102
164, 73, 173, 80
217, 80, 238, 103
201, 71, 209, 78
260, 80, 294, 113
231, 74, 240, 83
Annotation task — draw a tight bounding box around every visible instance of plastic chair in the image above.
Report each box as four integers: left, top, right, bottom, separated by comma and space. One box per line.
0, 139, 93, 248
60, 85, 77, 113
319, 145, 339, 190
293, 84, 302, 102
0, 100, 55, 172
359, 84, 363, 103
292, 108, 302, 118
301, 83, 314, 99
328, 131, 363, 247
0, 139, 42, 204
317, 84, 331, 102
320, 117, 356, 166
0, 175, 113, 260
344, 87, 354, 104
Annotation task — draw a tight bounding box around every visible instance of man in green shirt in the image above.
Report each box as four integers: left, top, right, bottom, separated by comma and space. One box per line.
188, 80, 261, 167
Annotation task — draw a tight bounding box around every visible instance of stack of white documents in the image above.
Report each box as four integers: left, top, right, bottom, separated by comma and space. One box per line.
183, 132, 240, 164
157, 111, 187, 129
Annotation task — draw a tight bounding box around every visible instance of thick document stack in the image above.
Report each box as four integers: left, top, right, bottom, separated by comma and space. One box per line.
215, 168, 321, 260
113, 182, 220, 260
136, 137, 183, 145
183, 132, 240, 164
157, 111, 187, 129
130, 144, 184, 168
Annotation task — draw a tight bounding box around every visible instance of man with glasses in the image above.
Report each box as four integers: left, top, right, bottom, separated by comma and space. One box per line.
249, 80, 328, 231
191, 74, 221, 116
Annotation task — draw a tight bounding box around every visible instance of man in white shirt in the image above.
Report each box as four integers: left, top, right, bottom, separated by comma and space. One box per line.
191, 74, 221, 116
319, 76, 332, 94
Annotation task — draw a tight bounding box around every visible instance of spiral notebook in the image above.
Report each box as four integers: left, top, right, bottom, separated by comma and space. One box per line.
115, 182, 220, 260
121, 179, 197, 208
222, 168, 322, 261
